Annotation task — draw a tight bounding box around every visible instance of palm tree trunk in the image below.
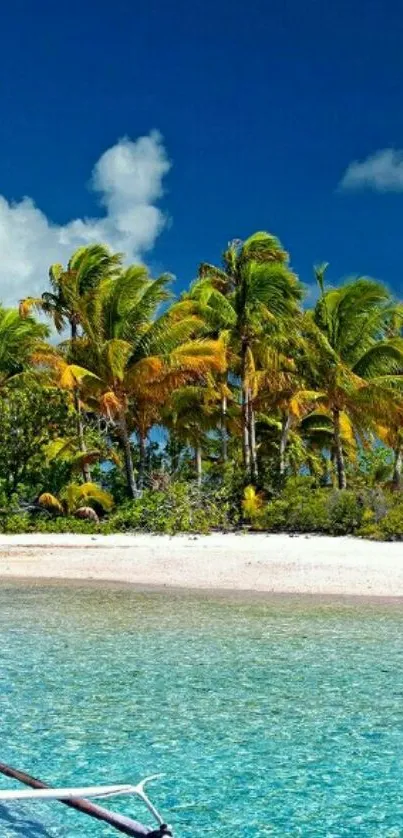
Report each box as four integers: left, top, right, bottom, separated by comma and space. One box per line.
242, 389, 251, 480
333, 408, 347, 490
279, 413, 292, 478
249, 397, 258, 482
74, 392, 91, 484
138, 432, 147, 490
241, 342, 251, 482
195, 444, 202, 487
221, 393, 228, 463
393, 445, 402, 489
330, 450, 338, 488
118, 410, 138, 499
70, 319, 91, 483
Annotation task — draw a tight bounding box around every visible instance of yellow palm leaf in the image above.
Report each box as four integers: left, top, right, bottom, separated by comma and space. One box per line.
38, 493, 63, 514
19, 298, 40, 318
99, 390, 122, 418
131, 356, 164, 384
242, 485, 263, 518
74, 483, 114, 511
289, 390, 324, 419
339, 411, 356, 446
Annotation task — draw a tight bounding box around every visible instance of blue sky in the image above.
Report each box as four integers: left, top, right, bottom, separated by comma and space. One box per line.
0, 0, 403, 303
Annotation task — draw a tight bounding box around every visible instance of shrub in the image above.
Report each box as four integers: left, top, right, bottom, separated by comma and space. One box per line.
261, 478, 331, 534
0, 514, 32, 534
0, 514, 101, 535
286, 490, 331, 533
356, 521, 384, 540
2, 475, 403, 540
261, 483, 364, 536
108, 482, 234, 535
262, 499, 289, 531
372, 504, 403, 541
33, 517, 101, 534
327, 490, 363, 534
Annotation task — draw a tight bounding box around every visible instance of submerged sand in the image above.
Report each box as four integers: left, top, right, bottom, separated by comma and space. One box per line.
0, 532, 401, 597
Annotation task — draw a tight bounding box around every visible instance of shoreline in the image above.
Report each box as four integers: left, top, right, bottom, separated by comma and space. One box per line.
3, 576, 403, 607
0, 532, 403, 598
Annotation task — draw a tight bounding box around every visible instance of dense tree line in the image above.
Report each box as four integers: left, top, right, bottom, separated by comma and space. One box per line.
1, 231, 403, 532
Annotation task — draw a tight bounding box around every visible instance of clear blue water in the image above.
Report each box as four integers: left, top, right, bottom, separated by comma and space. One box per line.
1, 584, 403, 836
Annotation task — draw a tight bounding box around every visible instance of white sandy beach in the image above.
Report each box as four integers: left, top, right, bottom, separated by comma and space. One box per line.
0, 532, 401, 596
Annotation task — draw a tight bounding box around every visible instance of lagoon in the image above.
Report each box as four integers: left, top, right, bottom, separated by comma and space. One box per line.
1, 584, 403, 836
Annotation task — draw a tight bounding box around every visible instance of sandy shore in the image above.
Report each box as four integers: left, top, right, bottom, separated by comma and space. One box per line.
0, 532, 401, 596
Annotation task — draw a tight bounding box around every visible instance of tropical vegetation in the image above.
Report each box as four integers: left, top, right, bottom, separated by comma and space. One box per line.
0, 231, 401, 538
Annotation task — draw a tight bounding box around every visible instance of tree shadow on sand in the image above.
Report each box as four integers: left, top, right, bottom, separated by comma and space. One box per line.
0, 803, 56, 837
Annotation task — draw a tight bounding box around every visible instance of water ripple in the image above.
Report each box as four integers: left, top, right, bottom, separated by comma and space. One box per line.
0, 584, 403, 835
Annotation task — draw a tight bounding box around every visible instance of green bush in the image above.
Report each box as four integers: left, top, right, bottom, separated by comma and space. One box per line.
358, 487, 390, 522
0, 514, 101, 535
286, 490, 330, 533
368, 504, 403, 541
2, 474, 403, 540
260, 498, 289, 531
260, 481, 364, 536
0, 514, 32, 533
33, 517, 102, 534
108, 482, 234, 535
328, 490, 363, 534
260, 478, 330, 533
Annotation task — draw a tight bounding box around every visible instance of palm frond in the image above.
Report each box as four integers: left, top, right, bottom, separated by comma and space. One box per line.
240, 231, 289, 265
38, 493, 64, 514
352, 340, 403, 378
72, 483, 114, 511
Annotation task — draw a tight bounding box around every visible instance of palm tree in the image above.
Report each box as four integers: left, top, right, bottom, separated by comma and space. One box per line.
185, 281, 236, 464
163, 383, 221, 486
19, 244, 122, 338
130, 399, 162, 490
376, 422, 403, 489
298, 410, 356, 485
60, 266, 226, 498
38, 482, 114, 522
45, 432, 121, 479
308, 269, 403, 489
254, 344, 321, 479
0, 307, 48, 387
191, 232, 303, 482
20, 244, 123, 482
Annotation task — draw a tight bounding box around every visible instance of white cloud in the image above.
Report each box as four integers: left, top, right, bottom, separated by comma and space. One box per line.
0, 130, 171, 305
340, 148, 403, 192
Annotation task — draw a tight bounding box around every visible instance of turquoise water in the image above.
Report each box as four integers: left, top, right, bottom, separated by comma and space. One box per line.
1, 585, 403, 836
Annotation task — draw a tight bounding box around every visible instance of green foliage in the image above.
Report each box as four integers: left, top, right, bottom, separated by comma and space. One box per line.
0, 307, 48, 384
244, 480, 403, 539
0, 381, 74, 498
5, 236, 403, 537
108, 482, 234, 534
4, 475, 403, 540
0, 514, 101, 534
327, 491, 363, 534
265, 482, 330, 533
21, 244, 122, 334
357, 496, 403, 541
349, 446, 393, 489
38, 482, 114, 524
243, 478, 363, 535
261, 498, 289, 531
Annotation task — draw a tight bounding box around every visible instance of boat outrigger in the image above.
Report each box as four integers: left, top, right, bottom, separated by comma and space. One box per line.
0, 762, 173, 836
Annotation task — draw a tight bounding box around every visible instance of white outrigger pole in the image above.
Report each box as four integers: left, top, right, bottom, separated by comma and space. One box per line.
0, 762, 172, 837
